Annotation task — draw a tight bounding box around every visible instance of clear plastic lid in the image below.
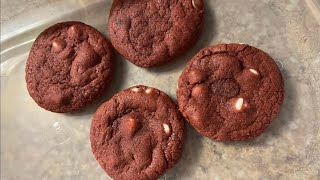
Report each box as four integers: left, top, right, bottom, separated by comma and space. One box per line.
1, 0, 320, 179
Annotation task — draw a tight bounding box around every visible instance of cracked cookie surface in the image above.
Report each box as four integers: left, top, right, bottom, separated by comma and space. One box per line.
26, 21, 113, 112
108, 0, 204, 67
90, 85, 185, 180
177, 44, 284, 141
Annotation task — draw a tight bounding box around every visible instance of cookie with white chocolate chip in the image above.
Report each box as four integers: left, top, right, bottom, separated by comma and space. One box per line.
177, 44, 284, 141
90, 85, 186, 180
25, 21, 113, 112
108, 0, 204, 67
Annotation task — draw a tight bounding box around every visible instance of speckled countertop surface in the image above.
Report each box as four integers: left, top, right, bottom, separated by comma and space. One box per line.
1, 0, 320, 179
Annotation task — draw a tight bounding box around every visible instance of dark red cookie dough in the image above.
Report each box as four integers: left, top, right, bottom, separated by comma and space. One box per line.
90, 85, 185, 180
25, 21, 113, 113
108, 0, 204, 68
177, 44, 284, 141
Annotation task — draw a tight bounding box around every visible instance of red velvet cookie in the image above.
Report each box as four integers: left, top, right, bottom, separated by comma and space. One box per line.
177, 44, 284, 141
90, 85, 186, 180
25, 22, 113, 113
108, 0, 204, 67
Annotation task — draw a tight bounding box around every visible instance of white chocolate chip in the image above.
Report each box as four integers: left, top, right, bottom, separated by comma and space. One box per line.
163, 123, 171, 135
145, 88, 152, 94
67, 25, 82, 39
125, 118, 139, 136
192, 0, 197, 9
52, 41, 59, 48
249, 69, 259, 75
69, 26, 80, 34
131, 87, 140, 92
192, 0, 203, 10
51, 39, 66, 53
235, 98, 244, 111
69, 26, 76, 31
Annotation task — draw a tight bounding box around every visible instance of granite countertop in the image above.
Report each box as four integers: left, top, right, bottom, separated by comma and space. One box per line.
1, 0, 320, 179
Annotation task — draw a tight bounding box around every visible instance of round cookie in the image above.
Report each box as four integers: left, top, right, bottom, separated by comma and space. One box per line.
108, 0, 204, 68
26, 21, 113, 113
90, 85, 186, 180
177, 44, 284, 141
